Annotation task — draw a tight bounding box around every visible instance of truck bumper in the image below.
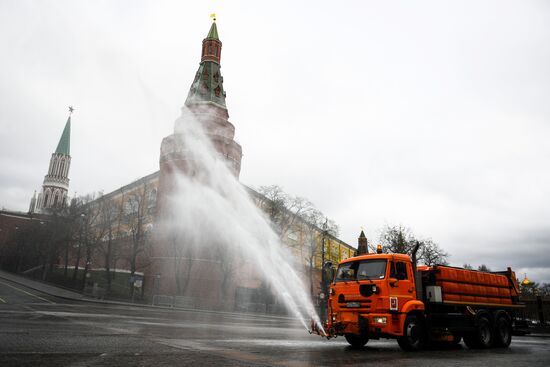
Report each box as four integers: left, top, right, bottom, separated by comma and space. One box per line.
330, 312, 404, 338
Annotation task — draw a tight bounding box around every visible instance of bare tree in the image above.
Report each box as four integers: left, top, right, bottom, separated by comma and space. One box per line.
39, 207, 68, 281
9, 220, 45, 274
218, 243, 239, 304
302, 211, 339, 294
71, 194, 97, 283
418, 239, 449, 266
258, 185, 317, 240
62, 198, 86, 277
520, 280, 540, 298
538, 283, 550, 297
123, 182, 154, 297
96, 197, 123, 293
377, 225, 449, 266
257, 185, 340, 300
477, 264, 491, 272
80, 195, 106, 289
377, 225, 415, 254
167, 230, 194, 296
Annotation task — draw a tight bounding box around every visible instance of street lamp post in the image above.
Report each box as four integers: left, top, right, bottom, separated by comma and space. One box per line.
319, 218, 329, 324
73, 213, 85, 283
152, 274, 161, 306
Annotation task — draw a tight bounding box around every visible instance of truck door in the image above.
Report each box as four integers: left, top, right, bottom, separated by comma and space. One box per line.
389, 260, 414, 312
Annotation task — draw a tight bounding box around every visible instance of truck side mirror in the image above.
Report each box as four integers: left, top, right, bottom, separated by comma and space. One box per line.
389, 278, 398, 287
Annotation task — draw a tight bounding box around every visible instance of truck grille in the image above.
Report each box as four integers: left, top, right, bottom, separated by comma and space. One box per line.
338, 295, 372, 310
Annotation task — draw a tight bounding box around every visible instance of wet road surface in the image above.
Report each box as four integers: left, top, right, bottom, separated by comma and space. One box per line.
1, 278, 549, 366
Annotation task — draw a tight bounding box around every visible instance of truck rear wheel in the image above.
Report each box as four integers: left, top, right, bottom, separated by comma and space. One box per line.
344, 333, 369, 348
493, 315, 512, 348
397, 315, 425, 351
464, 316, 493, 349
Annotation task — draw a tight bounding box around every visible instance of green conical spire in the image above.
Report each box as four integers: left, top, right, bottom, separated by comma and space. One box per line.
55, 116, 71, 155
207, 21, 219, 40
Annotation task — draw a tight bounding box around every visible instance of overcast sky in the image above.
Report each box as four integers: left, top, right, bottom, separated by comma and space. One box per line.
1, 1, 549, 282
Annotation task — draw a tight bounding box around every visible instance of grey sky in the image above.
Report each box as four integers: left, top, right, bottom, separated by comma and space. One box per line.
1, 1, 549, 282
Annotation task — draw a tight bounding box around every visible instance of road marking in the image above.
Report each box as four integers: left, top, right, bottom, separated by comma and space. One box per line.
0, 280, 54, 304
0, 296, 6, 303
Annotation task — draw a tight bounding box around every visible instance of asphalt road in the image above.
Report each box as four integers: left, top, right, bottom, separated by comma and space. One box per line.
1, 279, 549, 366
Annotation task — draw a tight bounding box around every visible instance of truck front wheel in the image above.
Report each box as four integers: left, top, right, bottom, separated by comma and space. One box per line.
464, 316, 493, 349
344, 333, 369, 348
397, 315, 425, 351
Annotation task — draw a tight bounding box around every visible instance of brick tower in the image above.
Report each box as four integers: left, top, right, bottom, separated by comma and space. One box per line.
153, 20, 243, 306
159, 20, 242, 198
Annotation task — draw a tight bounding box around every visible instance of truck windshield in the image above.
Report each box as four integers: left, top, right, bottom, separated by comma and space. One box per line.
334, 259, 387, 282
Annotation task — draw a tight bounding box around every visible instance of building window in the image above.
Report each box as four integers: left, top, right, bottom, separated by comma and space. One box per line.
287, 232, 298, 242
148, 189, 157, 208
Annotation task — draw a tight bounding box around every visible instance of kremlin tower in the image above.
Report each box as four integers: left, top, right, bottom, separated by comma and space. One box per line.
153, 19, 244, 305
30, 109, 72, 213
158, 19, 242, 209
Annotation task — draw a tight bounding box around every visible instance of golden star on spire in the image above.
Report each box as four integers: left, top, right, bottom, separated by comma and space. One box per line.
210, 13, 217, 22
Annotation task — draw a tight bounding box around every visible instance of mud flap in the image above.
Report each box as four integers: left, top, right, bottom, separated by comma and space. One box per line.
359, 315, 369, 338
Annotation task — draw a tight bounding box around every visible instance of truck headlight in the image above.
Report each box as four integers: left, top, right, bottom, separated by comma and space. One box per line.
373, 316, 387, 324
372, 285, 377, 293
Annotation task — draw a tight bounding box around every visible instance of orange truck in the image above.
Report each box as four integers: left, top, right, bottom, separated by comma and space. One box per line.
312, 245, 523, 351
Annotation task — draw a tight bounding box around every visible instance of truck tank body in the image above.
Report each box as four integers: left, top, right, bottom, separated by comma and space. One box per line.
419, 265, 521, 307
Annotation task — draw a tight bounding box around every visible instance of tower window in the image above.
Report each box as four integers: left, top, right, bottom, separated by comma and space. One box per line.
215, 85, 221, 97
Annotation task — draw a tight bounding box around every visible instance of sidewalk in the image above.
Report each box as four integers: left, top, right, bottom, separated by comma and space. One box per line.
0, 269, 298, 321
0, 269, 142, 307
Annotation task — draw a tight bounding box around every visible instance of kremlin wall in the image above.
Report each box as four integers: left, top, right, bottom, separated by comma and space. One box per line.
0, 21, 355, 312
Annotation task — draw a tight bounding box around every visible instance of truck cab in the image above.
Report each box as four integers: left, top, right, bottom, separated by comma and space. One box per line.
326, 253, 425, 349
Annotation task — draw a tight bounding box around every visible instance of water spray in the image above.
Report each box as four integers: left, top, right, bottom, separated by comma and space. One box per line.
161, 106, 325, 332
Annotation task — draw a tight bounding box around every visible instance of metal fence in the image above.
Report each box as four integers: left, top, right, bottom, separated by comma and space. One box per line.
516, 297, 550, 326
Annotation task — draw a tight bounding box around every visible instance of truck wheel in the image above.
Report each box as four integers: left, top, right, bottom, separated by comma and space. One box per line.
493, 315, 512, 348
344, 333, 369, 348
464, 316, 493, 349
397, 315, 425, 351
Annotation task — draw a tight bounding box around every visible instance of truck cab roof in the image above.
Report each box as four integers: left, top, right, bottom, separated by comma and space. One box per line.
340, 253, 412, 264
